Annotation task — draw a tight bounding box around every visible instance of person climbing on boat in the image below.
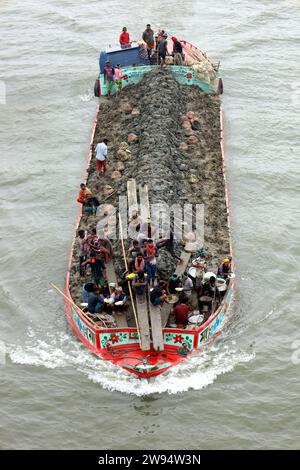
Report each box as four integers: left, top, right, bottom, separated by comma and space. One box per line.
103, 61, 115, 96
157, 33, 168, 69
119, 27, 131, 49
171, 36, 184, 65
217, 258, 232, 279
128, 211, 144, 240
95, 138, 109, 175
156, 228, 182, 263
81, 251, 106, 287
132, 271, 147, 298
115, 64, 123, 94
127, 240, 143, 272
144, 239, 158, 287
77, 229, 88, 278
134, 254, 146, 274
142, 24, 155, 60
77, 183, 99, 214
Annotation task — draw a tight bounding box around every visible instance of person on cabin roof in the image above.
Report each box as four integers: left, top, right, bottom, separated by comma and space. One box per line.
115, 64, 123, 94
77, 183, 99, 214
103, 61, 115, 96
119, 27, 131, 49
95, 138, 109, 175
142, 24, 155, 60
157, 33, 168, 69
77, 229, 89, 277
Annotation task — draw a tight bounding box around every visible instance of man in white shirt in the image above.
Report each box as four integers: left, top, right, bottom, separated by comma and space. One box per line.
95, 138, 109, 175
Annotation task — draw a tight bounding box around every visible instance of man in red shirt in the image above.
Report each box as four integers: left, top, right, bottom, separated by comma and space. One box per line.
172, 303, 193, 326
119, 27, 131, 49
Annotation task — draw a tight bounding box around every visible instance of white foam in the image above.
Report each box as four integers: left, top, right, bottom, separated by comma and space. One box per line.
7, 327, 254, 395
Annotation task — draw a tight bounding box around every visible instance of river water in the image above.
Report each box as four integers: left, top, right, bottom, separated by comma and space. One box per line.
0, 0, 299, 450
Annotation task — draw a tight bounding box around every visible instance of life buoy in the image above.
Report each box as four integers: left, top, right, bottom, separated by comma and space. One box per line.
218, 78, 224, 95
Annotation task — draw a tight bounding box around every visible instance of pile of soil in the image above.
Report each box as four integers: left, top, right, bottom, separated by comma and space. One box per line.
69, 69, 230, 303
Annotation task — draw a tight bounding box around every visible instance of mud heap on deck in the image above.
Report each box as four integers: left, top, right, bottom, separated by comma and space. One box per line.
69, 69, 230, 303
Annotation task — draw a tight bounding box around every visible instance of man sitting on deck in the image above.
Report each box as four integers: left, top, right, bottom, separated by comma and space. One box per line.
171, 302, 193, 328
87, 287, 105, 315
217, 258, 232, 279
150, 281, 167, 307
77, 183, 99, 214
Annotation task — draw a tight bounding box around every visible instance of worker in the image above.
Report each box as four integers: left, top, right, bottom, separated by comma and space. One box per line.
119, 27, 131, 48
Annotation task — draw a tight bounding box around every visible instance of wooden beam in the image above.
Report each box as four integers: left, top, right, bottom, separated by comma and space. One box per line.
138, 183, 150, 221
136, 299, 151, 350
127, 179, 138, 218
175, 251, 191, 277
149, 304, 164, 350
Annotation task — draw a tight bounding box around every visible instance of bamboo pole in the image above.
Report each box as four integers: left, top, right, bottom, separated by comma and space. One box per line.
49, 282, 107, 328
118, 212, 142, 349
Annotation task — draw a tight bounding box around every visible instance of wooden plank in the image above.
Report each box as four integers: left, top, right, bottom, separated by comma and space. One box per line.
105, 260, 118, 286
138, 184, 150, 221
114, 312, 128, 328
160, 303, 173, 328
136, 299, 151, 350
149, 304, 164, 351
175, 251, 191, 277
127, 179, 138, 218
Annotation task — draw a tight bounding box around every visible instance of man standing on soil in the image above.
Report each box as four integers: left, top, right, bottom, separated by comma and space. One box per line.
95, 138, 109, 175
142, 24, 155, 61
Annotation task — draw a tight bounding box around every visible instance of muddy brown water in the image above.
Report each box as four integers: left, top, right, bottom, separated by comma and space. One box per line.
0, 0, 300, 450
